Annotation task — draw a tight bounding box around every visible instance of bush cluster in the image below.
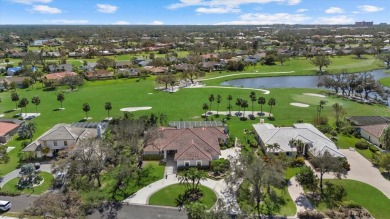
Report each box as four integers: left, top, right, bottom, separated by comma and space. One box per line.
291, 157, 305, 167
355, 139, 369, 150
297, 210, 325, 219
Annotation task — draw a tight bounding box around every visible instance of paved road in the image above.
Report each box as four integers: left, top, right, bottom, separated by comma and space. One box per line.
0, 195, 37, 212
87, 204, 187, 219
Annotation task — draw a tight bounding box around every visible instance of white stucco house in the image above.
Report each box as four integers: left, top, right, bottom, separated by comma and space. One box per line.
359, 124, 387, 148
23, 124, 102, 158
252, 123, 344, 158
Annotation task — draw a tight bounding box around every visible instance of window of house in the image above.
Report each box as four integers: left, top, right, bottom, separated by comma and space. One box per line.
196, 160, 202, 167
184, 161, 190, 167
64, 141, 68, 146
286, 152, 291, 156
43, 141, 47, 147
54, 141, 57, 146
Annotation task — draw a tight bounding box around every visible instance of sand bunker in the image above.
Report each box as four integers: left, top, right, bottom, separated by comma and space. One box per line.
120, 107, 152, 112
290, 103, 310, 107
303, 93, 327, 98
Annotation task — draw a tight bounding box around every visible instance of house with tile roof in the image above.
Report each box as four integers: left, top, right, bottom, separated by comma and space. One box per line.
359, 124, 388, 148
143, 127, 227, 167
23, 124, 100, 158
0, 119, 24, 143
252, 123, 344, 158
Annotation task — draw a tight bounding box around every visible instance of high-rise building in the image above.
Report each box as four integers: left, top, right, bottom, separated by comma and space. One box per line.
355, 21, 374, 27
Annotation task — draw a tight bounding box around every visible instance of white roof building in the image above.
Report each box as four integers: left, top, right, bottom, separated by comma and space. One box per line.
252, 123, 344, 157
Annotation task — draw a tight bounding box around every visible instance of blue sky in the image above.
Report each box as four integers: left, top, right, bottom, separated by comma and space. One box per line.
0, 0, 388, 25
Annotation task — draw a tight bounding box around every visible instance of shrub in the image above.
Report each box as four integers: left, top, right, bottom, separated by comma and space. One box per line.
369, 144, 380, 153
355, 139, 369, 150
291, 157, 305, 167
330, 130, 338, 137
317, 124, 333, 134
297, 210, 325, 219
210, 158, 230, 176
341, 126, 356, 136
341, 200, 362, 209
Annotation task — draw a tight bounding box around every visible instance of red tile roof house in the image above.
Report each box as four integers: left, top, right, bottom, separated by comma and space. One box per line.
44, 72, 78, 82
84, 70, 114, 81
0, 119, 24, 143
143, 127, 227, 168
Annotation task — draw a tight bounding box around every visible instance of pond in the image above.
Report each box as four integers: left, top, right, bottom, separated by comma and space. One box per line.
220, 69, 390, 89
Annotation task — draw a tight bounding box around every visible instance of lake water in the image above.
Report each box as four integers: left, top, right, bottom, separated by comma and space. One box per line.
220, 69, 390, 89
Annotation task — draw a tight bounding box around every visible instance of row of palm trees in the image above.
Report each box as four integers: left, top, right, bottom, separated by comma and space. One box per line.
8, 92, 113, 119
202, 91, 276, 119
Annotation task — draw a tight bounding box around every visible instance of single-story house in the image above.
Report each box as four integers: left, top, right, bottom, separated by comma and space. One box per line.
252, 123, 344, 157
23, 124, 102, 158
44, 71, 78, 82
48, 64, 73, 73
0, 76, 30, 90
359, 124, 387, 148
0, 119, 24, 143
143, 127, 227, 167
6, 66, 36, 76
143, 66, 168, 75
115, 61, 132, 69
84, 70, 114, 80
346, 116, 390, 126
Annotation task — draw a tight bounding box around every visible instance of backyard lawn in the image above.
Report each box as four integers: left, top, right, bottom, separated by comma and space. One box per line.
316, 179, 390, 219
1, 172, 54, 195
148, 184, 217, 209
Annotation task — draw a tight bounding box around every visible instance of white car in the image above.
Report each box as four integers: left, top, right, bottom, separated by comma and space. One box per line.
0, 200, 12, 211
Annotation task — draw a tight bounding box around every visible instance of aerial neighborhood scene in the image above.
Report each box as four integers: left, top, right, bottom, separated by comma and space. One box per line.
1, 0, 390, 218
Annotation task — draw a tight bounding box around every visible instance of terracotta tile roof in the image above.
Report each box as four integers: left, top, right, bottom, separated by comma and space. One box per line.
0, 122, 19, 136
175, 142, 212, 160
44, 72, 77, 81
144, 127, 226, 160
360, 124, 388, 138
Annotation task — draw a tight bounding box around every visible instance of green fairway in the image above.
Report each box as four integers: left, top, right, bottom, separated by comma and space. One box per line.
148, 184, 217, 209
1, 172, 54, 195
320, 179, 390, 219
1, 75, 390, 175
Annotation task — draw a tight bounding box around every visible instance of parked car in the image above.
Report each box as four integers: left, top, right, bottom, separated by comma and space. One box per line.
0, 200, 12, 211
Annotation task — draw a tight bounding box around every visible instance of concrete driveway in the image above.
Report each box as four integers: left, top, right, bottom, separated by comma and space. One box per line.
339, 149, 390, 198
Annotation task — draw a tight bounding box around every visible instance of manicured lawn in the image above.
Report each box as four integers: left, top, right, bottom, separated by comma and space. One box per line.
1, 172, 54, 195
336, 134, 377, 161
94, 161, 165, 201
285, 167, 305, 180
379, 76, 390, 87
148, 184, 217, 209
317, 179, 390, 219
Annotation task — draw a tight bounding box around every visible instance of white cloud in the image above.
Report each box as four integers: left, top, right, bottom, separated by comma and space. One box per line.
196, 7, 240, 14
315, 16, 354, 24
357, 5, 384, 13
168, 0, 301, 10
112, 21, 130, 25
296, 8, 307, 13
31, 5, 61, 14
216, 13, 310, 25
9, 0, 51, 5
43, 19, 89, 24
325, 7, 344, 14
150, 21, 164, 25
96, 4, 118, 13
287, 0, 301, 6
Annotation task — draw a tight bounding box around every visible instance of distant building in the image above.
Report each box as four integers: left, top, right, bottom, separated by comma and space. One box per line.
355, 21, 373, 27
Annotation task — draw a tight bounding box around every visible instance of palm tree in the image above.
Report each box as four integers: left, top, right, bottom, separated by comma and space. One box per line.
268, 98, 276, 118
227, 94, 233, 116
202, 103, 209, 120
257, 97, 266, 115
159, 112, 168, 126
216, 94, 222, 116
208, 94, 214, 114
241, 99, 249, 118
82, 103, 91, 119
105, 102, 112, 117
11, 92, 19, 110
19, 98, 29, 115
266, 143, 280, 153
235, 98, 243, 116
250, 91, 256, 116
25, 122, 36, 142
31, 96, 41, 111
57, 93, 65, 109
317, 100, 327, 118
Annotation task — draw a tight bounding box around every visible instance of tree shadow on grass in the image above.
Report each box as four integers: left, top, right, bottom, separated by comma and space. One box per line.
53, 108, 61, 111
